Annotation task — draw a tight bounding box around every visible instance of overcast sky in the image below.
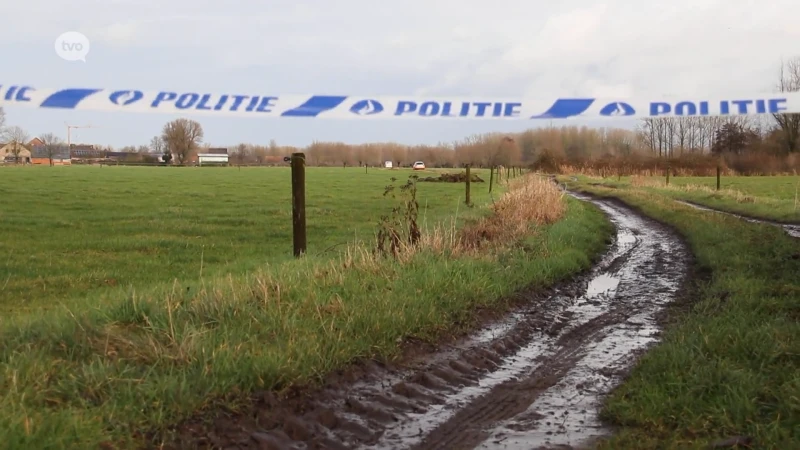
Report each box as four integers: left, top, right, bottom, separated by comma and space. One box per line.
2, 0, 799, 148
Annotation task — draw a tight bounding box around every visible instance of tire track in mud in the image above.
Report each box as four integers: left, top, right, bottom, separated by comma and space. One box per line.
166, 191, 691, 450
674, 199, 800, 238
397, 191, 689, 450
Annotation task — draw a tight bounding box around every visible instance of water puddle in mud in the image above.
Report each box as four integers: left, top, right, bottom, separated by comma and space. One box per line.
473, 313, 525, 344
476, 312, 664, 449
585, 274, 620, 297
675, 200, 800, 238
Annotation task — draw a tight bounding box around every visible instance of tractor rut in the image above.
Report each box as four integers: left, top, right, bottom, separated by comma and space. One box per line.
164, 191, 691, 450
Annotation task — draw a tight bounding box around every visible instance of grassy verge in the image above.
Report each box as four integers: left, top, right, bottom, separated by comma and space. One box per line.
567, 181, 800, 449
0, 175, 613, 449
558, 174, 800, 223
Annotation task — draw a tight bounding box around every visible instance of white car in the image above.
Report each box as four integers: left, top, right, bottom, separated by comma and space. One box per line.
412, 161, 426, 170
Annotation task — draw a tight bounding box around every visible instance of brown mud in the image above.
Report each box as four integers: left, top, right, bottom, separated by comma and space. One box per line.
158, 190, 692, 450
674, 199, 800, 238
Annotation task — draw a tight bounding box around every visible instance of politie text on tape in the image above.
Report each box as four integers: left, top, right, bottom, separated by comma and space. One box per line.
1, 84, 798, 120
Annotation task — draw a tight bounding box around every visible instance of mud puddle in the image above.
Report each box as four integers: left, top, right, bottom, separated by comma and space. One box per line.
166, 192, 691, 450
675, 200, 800, 238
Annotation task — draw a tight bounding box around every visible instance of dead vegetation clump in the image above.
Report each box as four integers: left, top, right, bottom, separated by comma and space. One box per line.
371, 173, 565, 261
455, 175, 565, 253
418, 172, 485, 183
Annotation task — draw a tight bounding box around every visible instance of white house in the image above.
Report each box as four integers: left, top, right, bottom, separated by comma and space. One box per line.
196, 147, 229, 166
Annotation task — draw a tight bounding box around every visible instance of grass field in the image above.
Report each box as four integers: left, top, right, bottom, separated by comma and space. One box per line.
559, 174, 800, 223
0, 166, 613, 449
568, 180, 800, 449
0, 165, 505, 314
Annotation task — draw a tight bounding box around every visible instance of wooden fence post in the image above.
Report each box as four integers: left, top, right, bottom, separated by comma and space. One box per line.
290, 152, 307, 257
465, 164, 471, 205
716, 164, 721, 191
489, 165, 494, 193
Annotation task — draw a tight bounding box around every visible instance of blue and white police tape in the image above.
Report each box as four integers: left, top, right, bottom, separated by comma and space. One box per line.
2, 84, 800, 119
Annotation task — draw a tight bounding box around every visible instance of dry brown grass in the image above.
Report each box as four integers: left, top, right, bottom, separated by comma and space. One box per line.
455, 175, 566, 253
361, 174, 567, 262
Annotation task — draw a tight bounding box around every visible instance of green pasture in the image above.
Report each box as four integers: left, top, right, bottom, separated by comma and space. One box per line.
559, 174, 800, 223
0, 165, 503, 313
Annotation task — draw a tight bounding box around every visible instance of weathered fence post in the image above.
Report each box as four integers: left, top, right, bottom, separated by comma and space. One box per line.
489, 165, 494, 193
465, 164, 471, 205
290, 152, 306, 257
716, 164, 721, 191
666, 164, 670, 185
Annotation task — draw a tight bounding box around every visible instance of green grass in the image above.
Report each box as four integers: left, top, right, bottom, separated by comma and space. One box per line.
567, 180, 800, 450
0, 166, 613, 449
560, 174, 800, 223
0, 165, 502, 314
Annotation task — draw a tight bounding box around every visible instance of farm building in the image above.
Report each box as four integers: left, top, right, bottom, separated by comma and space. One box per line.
31, 145, 71, 165
196, 147, 229, 166
105, 151, 137, 162
0, 142, 32, 164
70, 145, 105, 162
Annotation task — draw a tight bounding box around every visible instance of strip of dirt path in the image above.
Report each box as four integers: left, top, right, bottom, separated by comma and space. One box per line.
160, 191, 692, 450
673, 199, 800, 238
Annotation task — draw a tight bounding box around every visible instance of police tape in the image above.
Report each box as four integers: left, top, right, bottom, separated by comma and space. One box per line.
2, 84, 800, 119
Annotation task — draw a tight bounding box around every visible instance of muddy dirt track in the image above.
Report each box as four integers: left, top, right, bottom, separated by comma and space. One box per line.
166, 192, 692, 450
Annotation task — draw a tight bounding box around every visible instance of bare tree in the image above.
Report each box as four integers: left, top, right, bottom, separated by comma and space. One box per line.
150, 135, 164, 154
5, 126, 29, 163
39, 132, 65, 166
267, 139, 280, 156
773, 57, 800, 153
490, 136, 521, 167
0, 107, 6, 133
162, 118, 203, 165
